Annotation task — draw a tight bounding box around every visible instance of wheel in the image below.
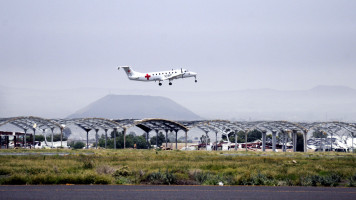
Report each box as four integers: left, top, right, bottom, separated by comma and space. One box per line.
159, 83, 162, 86
169, 82, 172, 85
195, 80, 197, 83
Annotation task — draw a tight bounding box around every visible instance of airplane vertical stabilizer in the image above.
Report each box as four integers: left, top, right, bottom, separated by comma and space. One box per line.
118, 66, 137, 77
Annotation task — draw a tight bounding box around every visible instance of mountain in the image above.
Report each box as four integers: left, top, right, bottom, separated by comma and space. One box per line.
1, 85, 356, 121
67, 95, 202, 120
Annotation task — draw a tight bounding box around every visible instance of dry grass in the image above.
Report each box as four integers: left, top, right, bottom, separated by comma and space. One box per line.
0, 149, 355, 186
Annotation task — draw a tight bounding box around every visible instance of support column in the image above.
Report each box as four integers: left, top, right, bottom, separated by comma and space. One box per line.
95, 129, 99, 149
352, 132, 354, 153
14, 135, 16, 148
303, 132, 308, 153
215, 131, 218, 151
86, 129, 90, 149
292, 130, 297, 152
43, 129, 47, 146
114, 128, 117, 149
60, 128, 63, 148
24, 129, 27, 148
245, 130, 248, 152
165, 130, 169, 149
51, 128, 54, 148
282, 131, 287, 152
262, 130, 266, 152
146, 131, 149, 149
322, 131, 326, 152
32, 128, 36, 149
123, 128, 127, 149
175, 130, 178, 150
205, 131, 209, 151
155, 130, 159, 148
234, 131, 238, 151
272, 130, 277, 152
330, 132, 333, 151
104, 129, 108, 149
185, 131, 188, 148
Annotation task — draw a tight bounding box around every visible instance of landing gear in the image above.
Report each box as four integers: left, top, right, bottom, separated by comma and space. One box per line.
159, 82, 162, 86
169, 82, 172, 86
195, 79, 197, 83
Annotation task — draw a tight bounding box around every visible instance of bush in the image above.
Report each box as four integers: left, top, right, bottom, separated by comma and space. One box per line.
239, 172, 277, 186
96, 165, 115, 175
0, 175, 28, 185
146, 170, 177, 185
347, 173, 356, 187
300, 174, 341, 187
71, 141, 85, 149
113, 166, 131, 177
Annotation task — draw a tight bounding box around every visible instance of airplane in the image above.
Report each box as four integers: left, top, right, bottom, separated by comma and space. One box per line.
118, 66, 197, 86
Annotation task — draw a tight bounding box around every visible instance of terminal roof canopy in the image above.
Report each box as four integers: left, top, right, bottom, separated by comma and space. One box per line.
117, 119, 189, 133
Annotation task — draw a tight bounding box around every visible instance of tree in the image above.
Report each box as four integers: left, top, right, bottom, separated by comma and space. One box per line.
98, 132, 148, 149
69, 141, 85, 149
134, 135, 148, 149
313, 130, 327, 138
150, 132, 168, 147
200, 134, 210, 144
248, 130, 262, 142
35, 135, 45, 141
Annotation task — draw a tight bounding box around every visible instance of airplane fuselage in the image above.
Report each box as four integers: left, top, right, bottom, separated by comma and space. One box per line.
118, 66, 197, 86
130, 69, 196, 82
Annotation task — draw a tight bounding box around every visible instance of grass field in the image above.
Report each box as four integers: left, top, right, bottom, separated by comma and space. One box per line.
0, 149, 355, 186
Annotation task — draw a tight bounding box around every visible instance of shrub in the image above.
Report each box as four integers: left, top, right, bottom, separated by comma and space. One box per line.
239, 172, 277, 186
113, 166, 131, 177
146, 170, 177, 185
0, 175, 27, 185
71, 141, 85, 149
300, 174, 341, 187
96, 165, 115, 175
347, 173, 356, 187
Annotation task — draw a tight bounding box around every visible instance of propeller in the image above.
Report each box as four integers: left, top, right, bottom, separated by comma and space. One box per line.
181, 68, 184, 78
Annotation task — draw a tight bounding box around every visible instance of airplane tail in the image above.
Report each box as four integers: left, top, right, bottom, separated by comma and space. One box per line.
118, 66, 137, 77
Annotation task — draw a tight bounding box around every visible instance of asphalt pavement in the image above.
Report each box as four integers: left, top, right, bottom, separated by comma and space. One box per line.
0, 185, 355, 200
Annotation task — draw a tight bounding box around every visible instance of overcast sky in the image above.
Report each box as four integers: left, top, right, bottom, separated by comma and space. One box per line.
1, 0, 356, 92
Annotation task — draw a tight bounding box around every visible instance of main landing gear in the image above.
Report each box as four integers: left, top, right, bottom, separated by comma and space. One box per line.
169, 82, 172, 85
195, 76, 197, 83
159, 82, 162, 86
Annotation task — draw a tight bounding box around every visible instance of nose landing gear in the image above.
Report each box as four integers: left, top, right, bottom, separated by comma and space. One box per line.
159, 82, 162, 86
169, 82, 172, 85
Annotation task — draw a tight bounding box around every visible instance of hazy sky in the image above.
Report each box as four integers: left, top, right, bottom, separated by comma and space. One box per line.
1, 0, 356, 92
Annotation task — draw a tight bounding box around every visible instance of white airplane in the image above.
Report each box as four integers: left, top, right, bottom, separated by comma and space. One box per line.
118, 66, 197, 86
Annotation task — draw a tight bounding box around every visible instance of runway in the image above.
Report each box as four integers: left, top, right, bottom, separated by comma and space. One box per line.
0, 185, 355, 200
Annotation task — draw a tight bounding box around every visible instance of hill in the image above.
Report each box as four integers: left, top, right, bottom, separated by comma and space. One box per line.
67, 95, 202, 120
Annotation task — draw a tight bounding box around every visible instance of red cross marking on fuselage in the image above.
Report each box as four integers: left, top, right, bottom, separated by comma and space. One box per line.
145, 74, 151, 80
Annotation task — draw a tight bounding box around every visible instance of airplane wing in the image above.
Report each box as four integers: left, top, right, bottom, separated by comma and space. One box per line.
163, 72, 184, 80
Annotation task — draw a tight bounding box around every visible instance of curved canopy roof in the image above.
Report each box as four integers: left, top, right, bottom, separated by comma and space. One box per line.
0, 116, 62, 132
1, 116, 355, 137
